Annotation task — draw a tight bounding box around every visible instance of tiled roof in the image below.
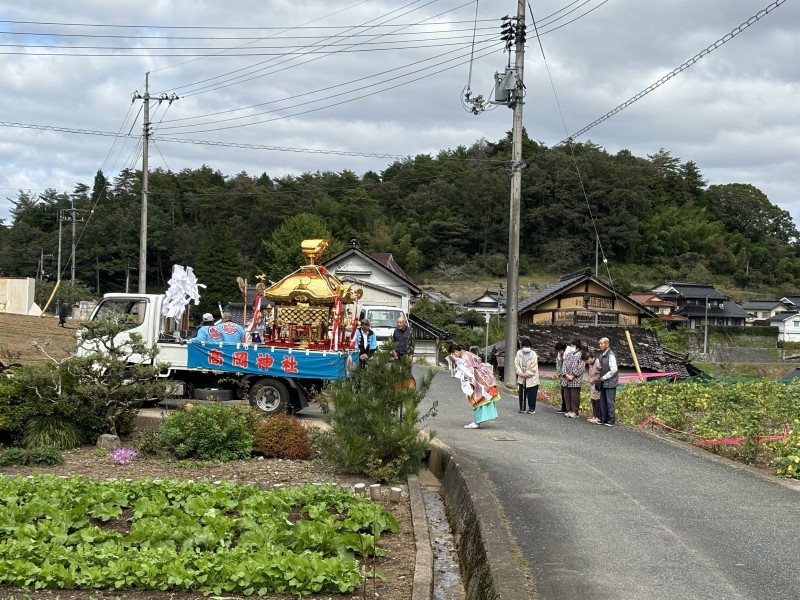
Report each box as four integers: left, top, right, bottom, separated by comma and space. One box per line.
676, 303, 750, 318
781, 296, 800, 306
657, 282, 726, 300
489, 325, 695, 378
518, 269, 654, 318
408, 313, 452, 340
741, 300, 785, 310
518, 271, 587, 312
629, 294, 676, 308
767, 311, 800, 323
371, 252, 412, 282
324, 247, 421, 293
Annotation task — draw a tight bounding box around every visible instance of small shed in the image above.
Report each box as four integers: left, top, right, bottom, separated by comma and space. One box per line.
408, 314, 452, 366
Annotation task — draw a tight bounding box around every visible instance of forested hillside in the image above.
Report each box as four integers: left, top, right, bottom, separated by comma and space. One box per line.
1, 132, 798, 302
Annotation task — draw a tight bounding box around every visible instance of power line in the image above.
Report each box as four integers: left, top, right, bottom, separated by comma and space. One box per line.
0, 25, 500, 42
170, 0, 470, 99
155, 42, 503, 134
0, 33, 499, 53
156, 39, 500, 131
558, 0, 790, 146
0, 119, 463, 161
160, 38, 496, 124
0, 18, 500, 30
0, 39, 499, 57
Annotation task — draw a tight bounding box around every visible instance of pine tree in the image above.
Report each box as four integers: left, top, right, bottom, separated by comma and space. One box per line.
315, 351, 437, 482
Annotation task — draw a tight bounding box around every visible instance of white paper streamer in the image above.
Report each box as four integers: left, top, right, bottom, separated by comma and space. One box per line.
162, 265, 206, 321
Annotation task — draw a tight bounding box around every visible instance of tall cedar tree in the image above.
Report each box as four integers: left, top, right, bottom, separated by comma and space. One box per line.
194, 224, 243, 316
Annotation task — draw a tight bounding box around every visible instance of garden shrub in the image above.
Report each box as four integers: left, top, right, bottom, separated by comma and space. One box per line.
26, 445, 64, 466
0, 448, 29, 466
133, 430, 164, 456
0, 446, 64, 466
315, 350, 437, 482
159, 404, 253, 461
252, 413, 311, 460
773, 419, 800, 479
22, 415, 82, 450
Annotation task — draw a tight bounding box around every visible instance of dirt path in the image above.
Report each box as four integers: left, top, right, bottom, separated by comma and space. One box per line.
0, 312, 74, 366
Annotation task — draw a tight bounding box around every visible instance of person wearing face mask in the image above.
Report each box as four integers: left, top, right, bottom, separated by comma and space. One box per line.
514, 338, 539, 414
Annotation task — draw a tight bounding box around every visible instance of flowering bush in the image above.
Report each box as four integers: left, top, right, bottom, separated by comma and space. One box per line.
110, 447, 137, 465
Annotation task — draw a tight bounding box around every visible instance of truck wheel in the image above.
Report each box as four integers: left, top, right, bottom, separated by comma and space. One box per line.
249, 379, 289, 415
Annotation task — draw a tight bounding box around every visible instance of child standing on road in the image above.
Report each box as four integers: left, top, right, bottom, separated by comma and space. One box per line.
584, 351, 603, 424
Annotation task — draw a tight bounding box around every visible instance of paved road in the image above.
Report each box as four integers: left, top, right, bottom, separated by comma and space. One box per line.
417, 365, 800, 600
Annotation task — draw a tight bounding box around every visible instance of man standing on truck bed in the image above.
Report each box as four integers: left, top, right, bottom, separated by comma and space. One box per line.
220, 312, 246, 343
192, 313, 221, 344
391, 316, 413, 360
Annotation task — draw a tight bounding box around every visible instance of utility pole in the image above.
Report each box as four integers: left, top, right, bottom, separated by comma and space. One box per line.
69, 196, 83, 285
57, 209, 63, 283
133, 74, 179, 294
703, 295, 709, 355
502, 0, 526, 386
136, 74, 150, 294
462, 1, 526, 385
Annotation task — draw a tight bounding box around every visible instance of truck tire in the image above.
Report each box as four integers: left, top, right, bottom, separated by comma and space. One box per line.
249, 379, 289, 415
193, 388, 233, 401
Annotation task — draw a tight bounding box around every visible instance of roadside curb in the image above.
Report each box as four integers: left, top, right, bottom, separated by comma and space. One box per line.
408, 474, 433, 600
427, 438, 532, 600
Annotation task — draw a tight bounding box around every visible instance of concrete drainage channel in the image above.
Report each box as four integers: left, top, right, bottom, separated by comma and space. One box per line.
425, 440, 533, 600
418, 470, 465, 600
424, 489, 465, 599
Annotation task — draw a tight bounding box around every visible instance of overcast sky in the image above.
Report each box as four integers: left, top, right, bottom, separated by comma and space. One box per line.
1, 0, 798, 228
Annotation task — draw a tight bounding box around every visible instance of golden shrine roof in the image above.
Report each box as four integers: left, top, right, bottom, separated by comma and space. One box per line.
262, 239, 362, 305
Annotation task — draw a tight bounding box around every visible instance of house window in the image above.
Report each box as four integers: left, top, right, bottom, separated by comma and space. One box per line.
762, 312, 769, 318
575, 314, 594, 326
794, 321, 800, 328
598, 314, 618, 326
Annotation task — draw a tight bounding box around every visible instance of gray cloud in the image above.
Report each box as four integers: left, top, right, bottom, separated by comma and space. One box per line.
1, 0, 798, 227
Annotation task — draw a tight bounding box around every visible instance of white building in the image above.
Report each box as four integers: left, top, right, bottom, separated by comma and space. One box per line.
323, 242, 420, 314
767, 312, 800, 342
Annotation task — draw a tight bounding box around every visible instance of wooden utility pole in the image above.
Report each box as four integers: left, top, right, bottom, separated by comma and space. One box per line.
136, 74, 151, 293
133, 74, 179, 294
502, 0, 526, 386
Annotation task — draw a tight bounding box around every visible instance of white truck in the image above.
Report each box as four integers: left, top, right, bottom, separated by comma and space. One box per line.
80, 241, 366, 414
82, 291, 357, 415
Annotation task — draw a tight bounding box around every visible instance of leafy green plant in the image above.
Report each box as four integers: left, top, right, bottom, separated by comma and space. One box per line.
26, 445, 64, 466
315, 350, 436, 482
133, 430, 163, 456
773, 419, 800, 478
252, 413, 311, 460
159, 403, 253, 461
22, 415, 82, 450
618, 378, 800, 469
0, 474, 397, 595
0, 447, 29, 466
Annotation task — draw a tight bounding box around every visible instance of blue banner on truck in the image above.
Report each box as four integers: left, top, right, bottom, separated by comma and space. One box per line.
187, 343, 355, 380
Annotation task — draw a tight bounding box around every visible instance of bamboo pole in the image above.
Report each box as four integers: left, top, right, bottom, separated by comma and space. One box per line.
625, 329, 645, 383
40, 279, 62, 317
